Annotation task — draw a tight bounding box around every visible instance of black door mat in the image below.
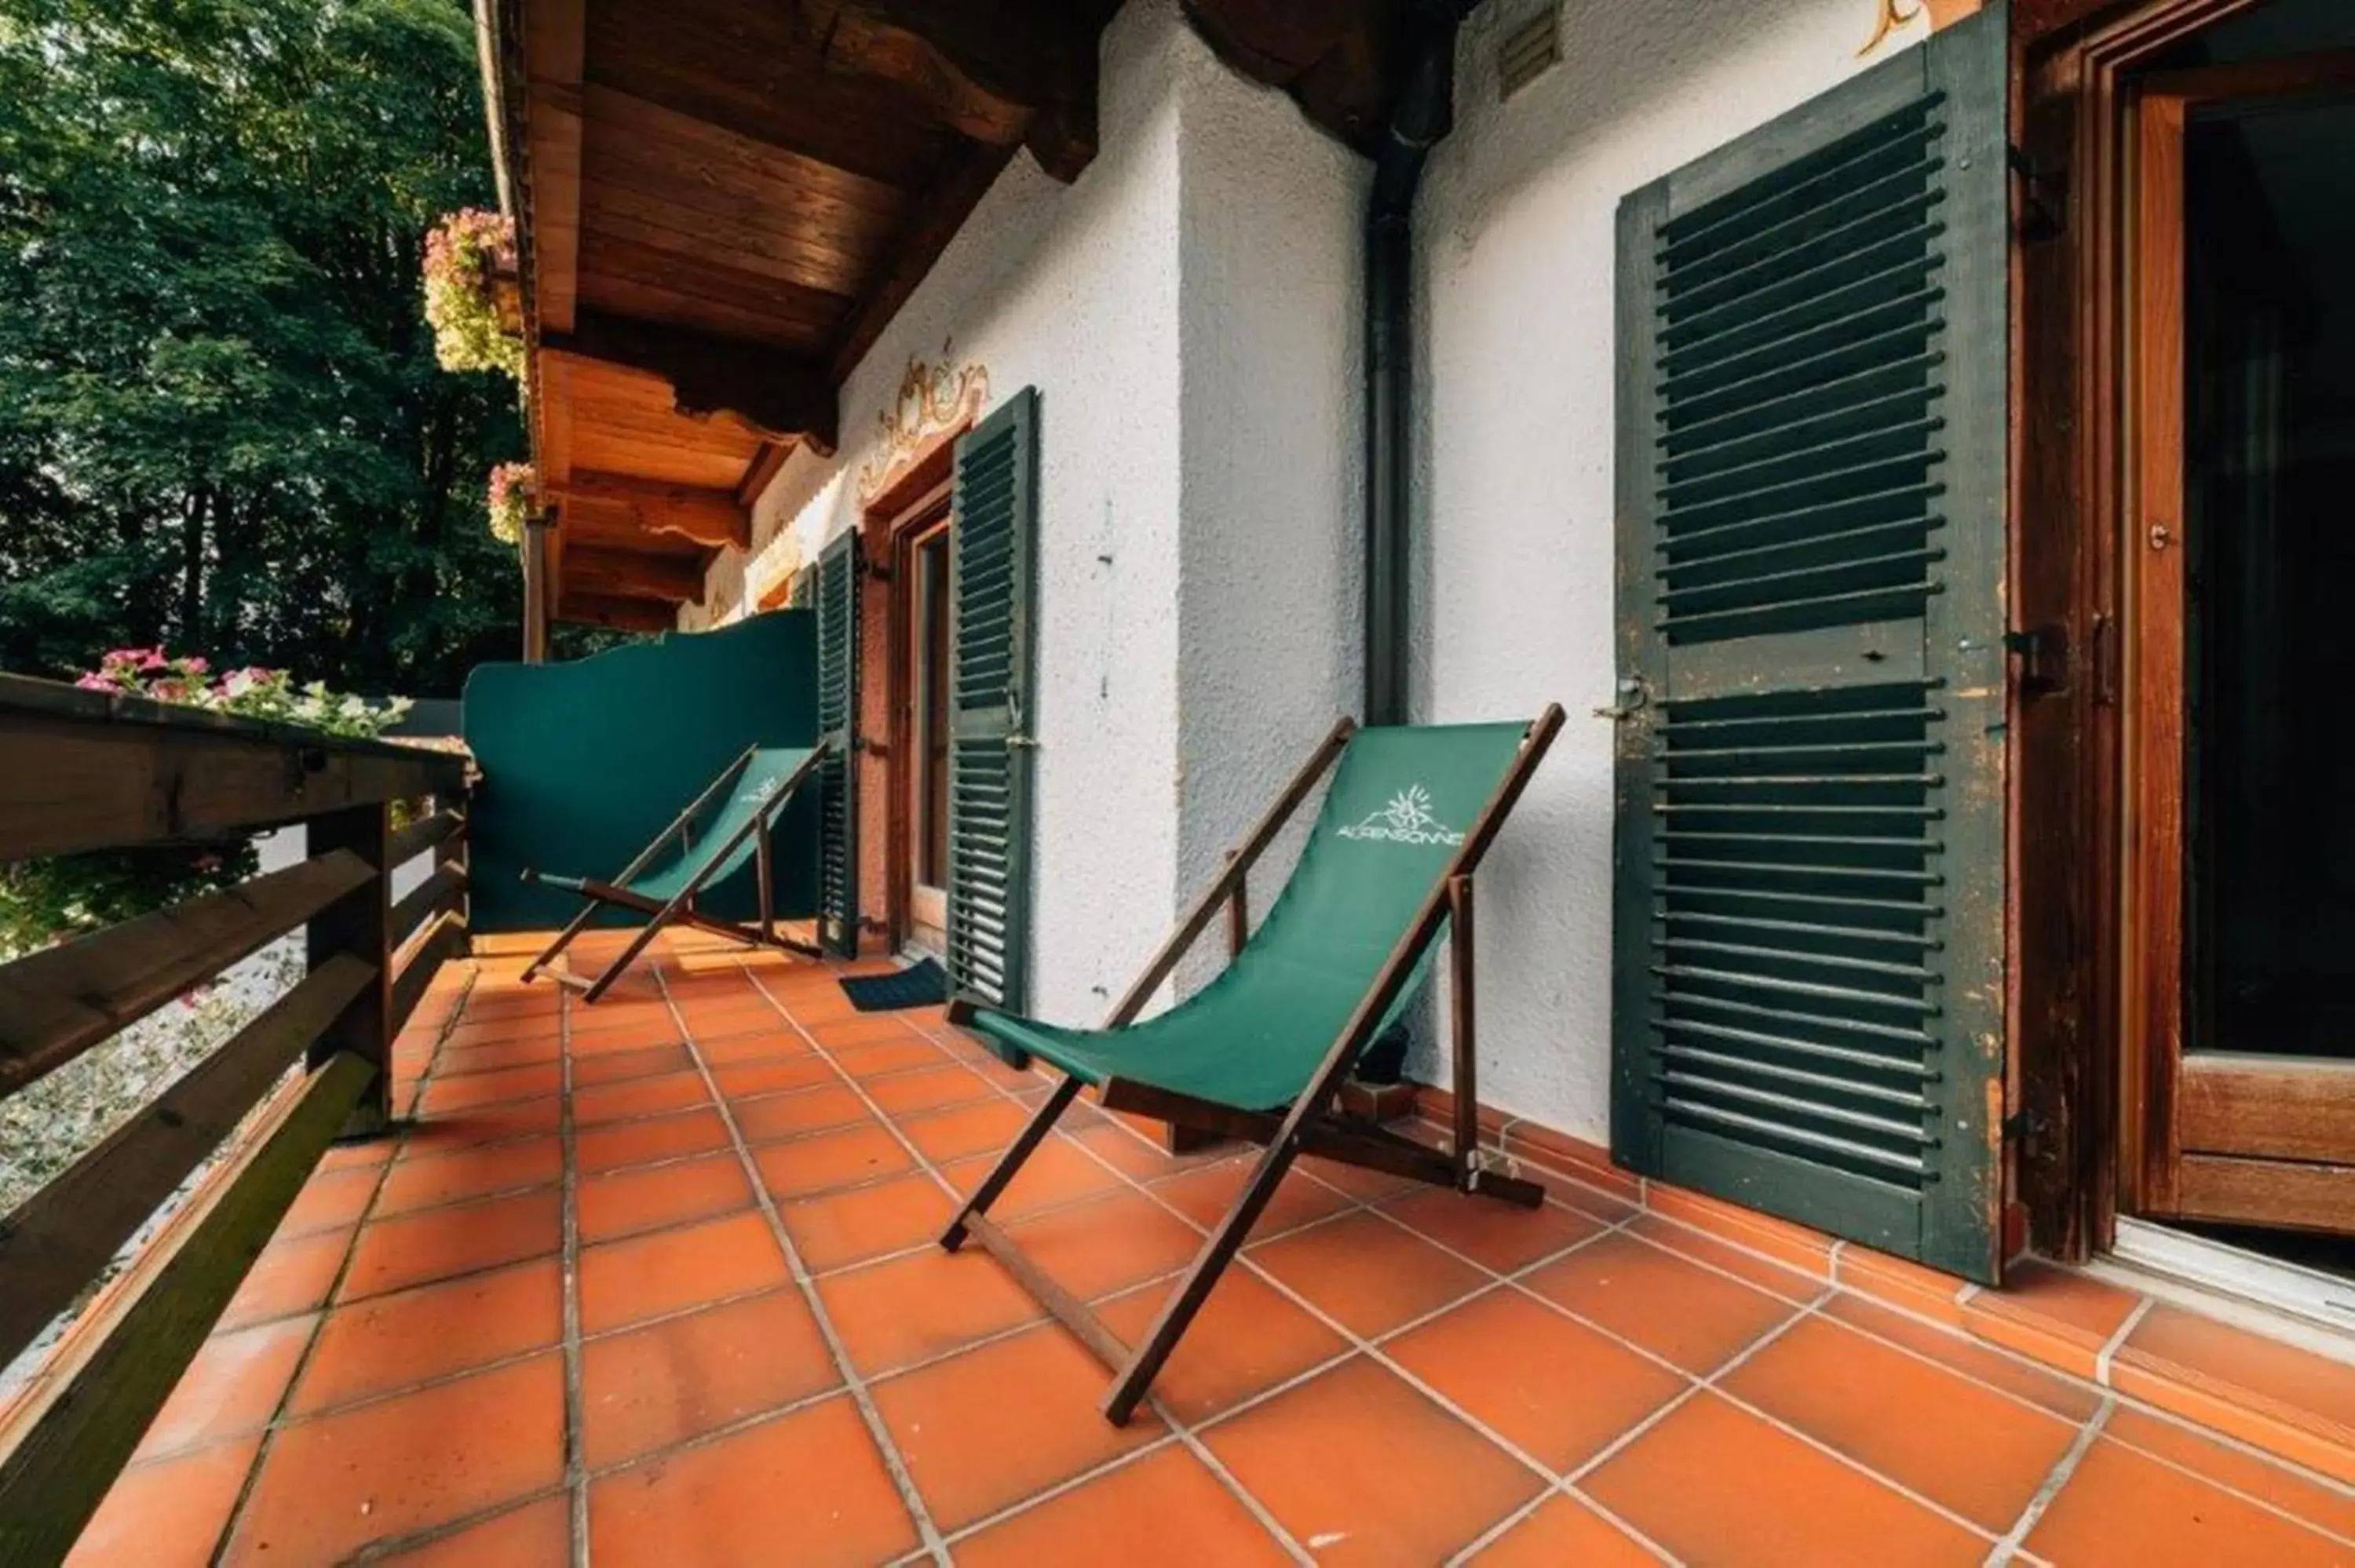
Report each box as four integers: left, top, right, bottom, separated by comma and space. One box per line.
839, 957, 950, 1012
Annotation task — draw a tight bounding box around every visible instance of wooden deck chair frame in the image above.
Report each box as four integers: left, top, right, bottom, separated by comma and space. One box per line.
520, 742, 828, 1005
941, 706, 1566, 1424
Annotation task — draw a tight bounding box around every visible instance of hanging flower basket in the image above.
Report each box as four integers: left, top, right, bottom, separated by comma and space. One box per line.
487, 461, 535, 545
423, 209, 524, 378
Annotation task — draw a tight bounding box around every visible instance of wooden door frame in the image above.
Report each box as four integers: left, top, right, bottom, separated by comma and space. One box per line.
893, 494, 955, 952
2014, 0, 2317, 1258
860, 436, 966, 955
2128, 51, 2355, 1228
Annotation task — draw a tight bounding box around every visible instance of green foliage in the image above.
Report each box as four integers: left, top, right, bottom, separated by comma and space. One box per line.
0, 648, 412, 955
0, 841, 263, 961
423, 207, 523, 378
0, 0, 530, 698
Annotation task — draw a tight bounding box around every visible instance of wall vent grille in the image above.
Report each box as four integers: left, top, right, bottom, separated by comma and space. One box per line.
1499, 7, 1560, 101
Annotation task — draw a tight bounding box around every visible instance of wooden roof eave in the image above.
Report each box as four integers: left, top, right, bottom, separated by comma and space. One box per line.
482, 0, 1151, 632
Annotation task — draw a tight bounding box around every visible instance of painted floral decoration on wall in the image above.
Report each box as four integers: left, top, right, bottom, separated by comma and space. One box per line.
855, 342, 991, 505
1860, 0, 1977, 56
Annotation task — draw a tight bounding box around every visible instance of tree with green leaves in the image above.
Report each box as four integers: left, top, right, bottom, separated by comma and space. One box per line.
0, 0, 528, 695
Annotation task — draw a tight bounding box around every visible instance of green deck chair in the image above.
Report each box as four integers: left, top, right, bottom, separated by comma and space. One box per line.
520, 742, 827, 1004
942, 707, 1565, 1424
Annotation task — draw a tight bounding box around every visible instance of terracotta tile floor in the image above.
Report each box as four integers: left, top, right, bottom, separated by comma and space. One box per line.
63, 932, 2355, 1566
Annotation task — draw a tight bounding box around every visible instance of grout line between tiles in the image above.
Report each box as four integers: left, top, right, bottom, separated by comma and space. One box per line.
554, 970, 590, 1566
889, 1005, 1663, 1553
203, 962, 478, 1566
1399, 1113, 2355, 1532
649, 961, 952, 1566
1794, 1266, 2355, 1549
749, 972, 1319, 1564
417, 964, 2355, 1561
339, 1485, 571, 1564
911, 1001, 2018, 1554
563, 969, 2354, 1561
2095, 1294, 2154, 1384
1985, 1395, 2114, 1566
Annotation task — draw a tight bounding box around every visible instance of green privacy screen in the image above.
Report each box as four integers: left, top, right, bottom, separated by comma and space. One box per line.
463, 611, 823, 934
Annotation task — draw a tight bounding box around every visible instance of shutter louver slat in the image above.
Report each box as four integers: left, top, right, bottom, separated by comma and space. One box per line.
1613, 8, 2007, 1282
946, 389, 1039, 1012
815, 532, 860, 957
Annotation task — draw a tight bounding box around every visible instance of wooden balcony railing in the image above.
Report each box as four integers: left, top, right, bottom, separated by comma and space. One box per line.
0, 673, 473, 1562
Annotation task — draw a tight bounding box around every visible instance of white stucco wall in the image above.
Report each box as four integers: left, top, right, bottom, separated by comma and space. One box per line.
1170, 37, 1367, 967
700, 0, 1193, 1025
688, 0, 1936, 1137
690, 2, 1367, 1021
1404, 0, 1932, 1139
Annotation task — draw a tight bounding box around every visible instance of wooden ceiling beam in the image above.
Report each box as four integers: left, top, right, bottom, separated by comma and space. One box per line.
829, 138, 1015, 383
544, 308, 839, 454
558, 591, 680, 634
546, 471, 750, 550
523, 0, 584, 333
788, 1, 1117, 183
564, 545, 708, 604
1183, 0, 1396, 152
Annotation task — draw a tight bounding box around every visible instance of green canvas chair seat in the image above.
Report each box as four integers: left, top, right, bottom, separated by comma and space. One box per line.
521, 743, 825, 1002
942, 709, 1565, 1426
962, 724, 1528, 1112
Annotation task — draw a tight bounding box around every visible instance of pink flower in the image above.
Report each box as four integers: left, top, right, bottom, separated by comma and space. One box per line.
182, 656, 209, 674
75, 673, 113, 690
139, 650, 171, 671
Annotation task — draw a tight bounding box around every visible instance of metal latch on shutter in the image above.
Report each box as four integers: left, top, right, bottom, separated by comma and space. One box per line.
1594, 676, 1648, 722
2003, 625, 2068, 697
2007, 144, 2065, 243
1006, 733, 1040, 749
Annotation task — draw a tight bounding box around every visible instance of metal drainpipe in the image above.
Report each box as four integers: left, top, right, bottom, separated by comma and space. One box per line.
1363, 0, 1470, 729
1360, 0, 1470, 1085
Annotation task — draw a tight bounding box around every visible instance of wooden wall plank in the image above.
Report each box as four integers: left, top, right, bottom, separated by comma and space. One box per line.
0, 851, 374, 1096
389, 860, 468, 950
548, 472, 749, 550
574, 232, 850, 341
561, 592, 680, 633
583, 83, 907, 217
584, 0, 952, 186
0, 703, 458, 862
0, 1053, 374, 1566
568, 431, 758, 490
390, 912, 469, 1038
0, 956, 376, 1371
2181, 1059, 2355, 1165
388, 808, 466, 869
2177, 1154, 2355, 1234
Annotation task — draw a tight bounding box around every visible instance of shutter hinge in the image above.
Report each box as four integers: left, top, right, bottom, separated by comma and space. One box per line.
2002, 1107, 2039, 1143
2008, 144, 2065, 243
2090, 611, 2118, 707
1594, 676, 1649, 722
2004, 623, 2068, 698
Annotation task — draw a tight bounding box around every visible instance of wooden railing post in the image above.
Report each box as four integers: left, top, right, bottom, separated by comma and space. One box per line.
522, 512, 553, 665
307, 802, 394, 1137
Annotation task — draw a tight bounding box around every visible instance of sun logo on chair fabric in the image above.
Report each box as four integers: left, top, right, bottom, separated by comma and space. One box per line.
1338, 784, 1466, 847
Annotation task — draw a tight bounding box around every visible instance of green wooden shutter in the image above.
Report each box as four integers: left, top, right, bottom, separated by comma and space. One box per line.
815, 531, 860, 957
947, 387, 1039, 1011
1610, 5, 2008, 1282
